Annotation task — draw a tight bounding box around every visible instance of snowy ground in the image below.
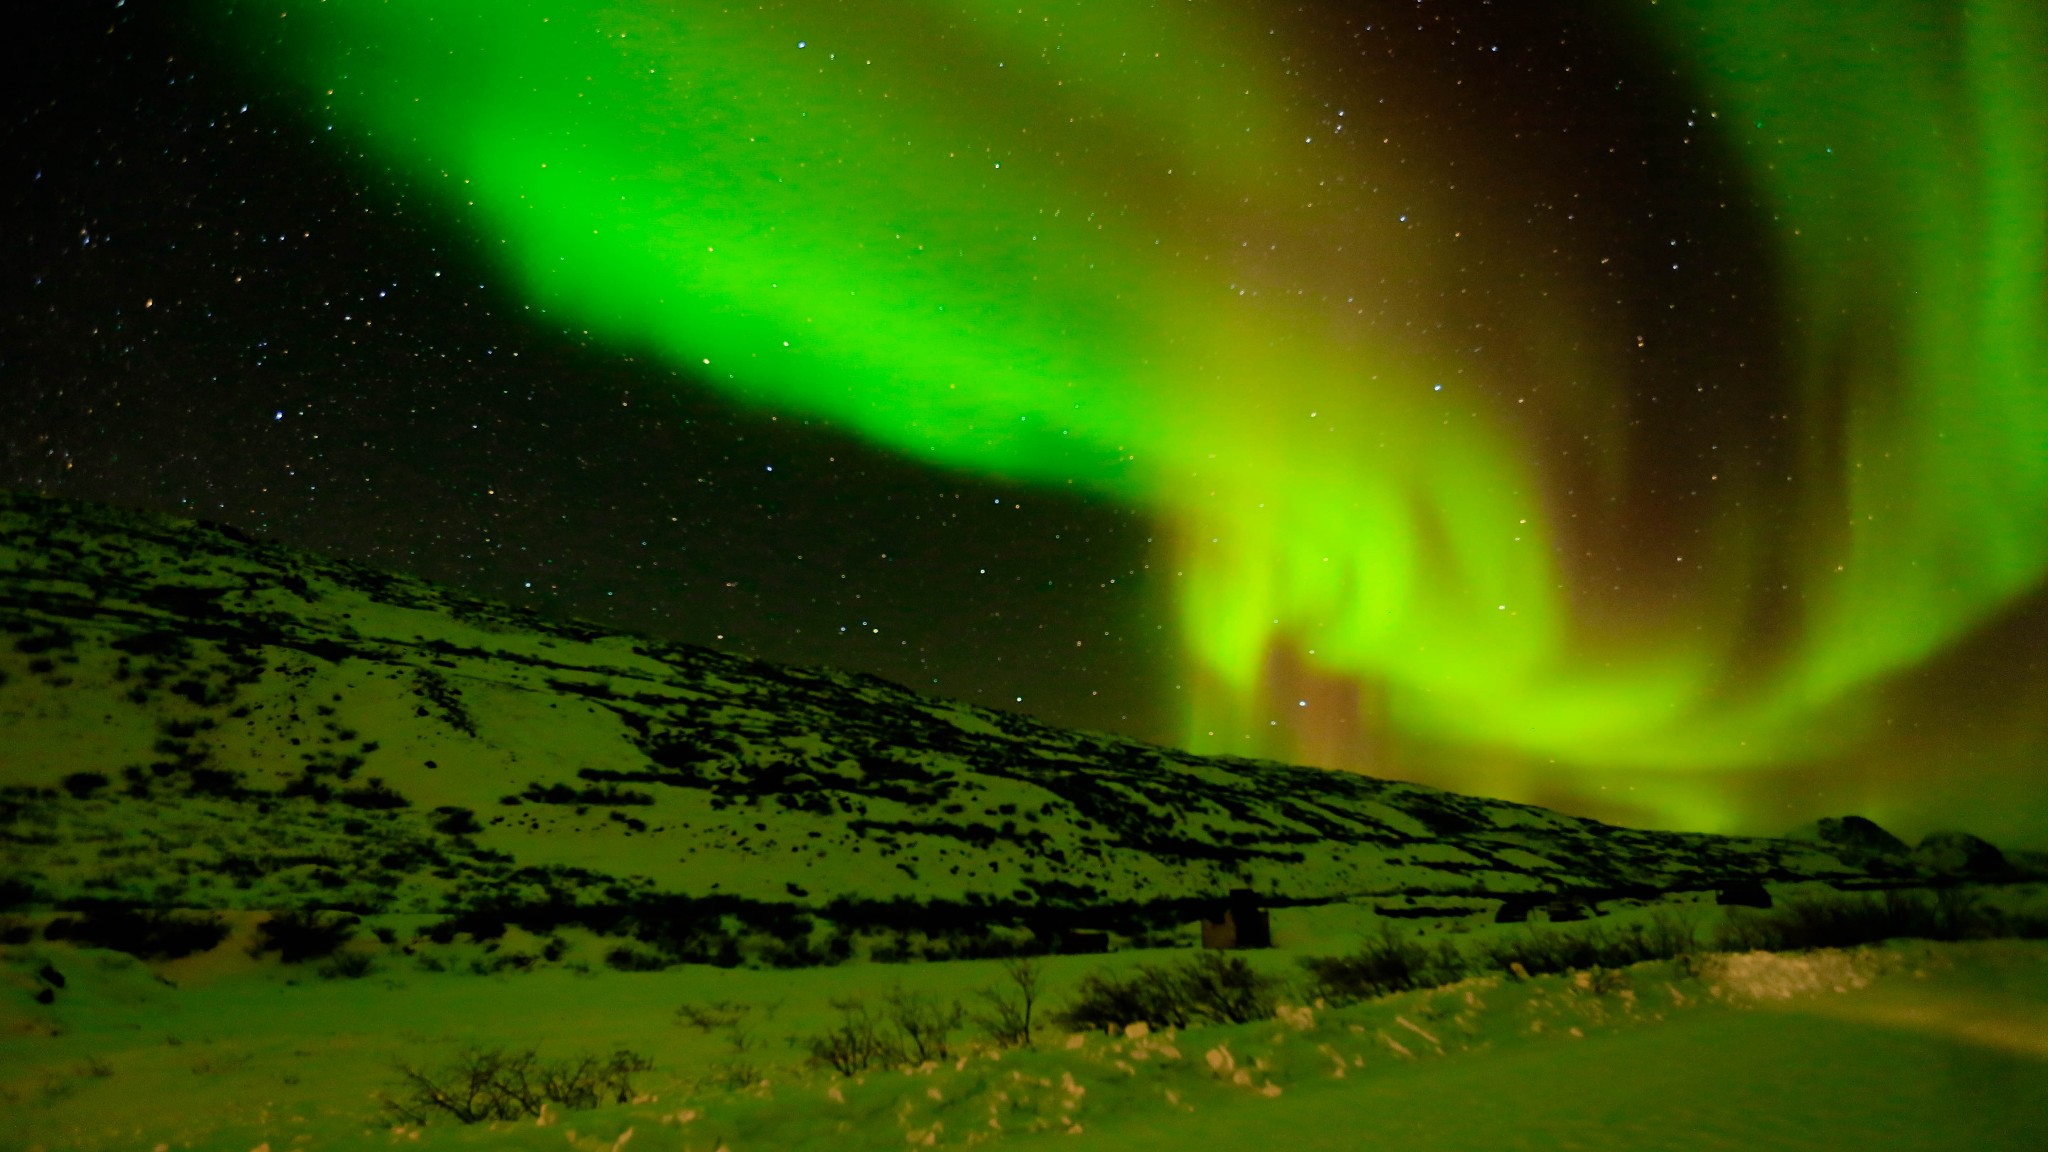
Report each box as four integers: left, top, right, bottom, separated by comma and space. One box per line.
3, 934, 2044, 1151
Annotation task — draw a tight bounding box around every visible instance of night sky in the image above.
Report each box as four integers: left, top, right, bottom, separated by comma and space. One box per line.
6, 1, 2045, 844
2, 0, 1178, 736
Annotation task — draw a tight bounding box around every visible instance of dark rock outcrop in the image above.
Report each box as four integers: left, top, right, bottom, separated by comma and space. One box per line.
1787, 815, 1910, 859
1912, 831, 2007, 876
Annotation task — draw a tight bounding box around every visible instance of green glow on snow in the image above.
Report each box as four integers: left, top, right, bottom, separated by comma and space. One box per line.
218, 1, 2046, 830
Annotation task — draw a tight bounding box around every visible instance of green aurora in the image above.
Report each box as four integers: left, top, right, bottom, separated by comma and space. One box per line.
215, 1, 2046, 834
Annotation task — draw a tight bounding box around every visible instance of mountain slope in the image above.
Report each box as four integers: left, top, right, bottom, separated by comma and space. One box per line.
0, 490, 1901, 960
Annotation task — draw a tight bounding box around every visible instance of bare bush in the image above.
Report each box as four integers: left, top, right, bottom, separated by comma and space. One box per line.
1301, 925, 1466, 1004
253, 909, 358, 963
884, 986, 967, 1063
1641, 908, 1700, 957
972, 956, 1046, 1048
704, 1025, 763, 1090
1055, 952, 1281, 1032
805, 998, 902, 1076
534, 1050, 654, 1110
1179, 952, 1283, 1024
317, 951, 374, 980
603, 945, 670, 972
1056, 963, 1192, 1032
386, 1048, 539, 1124
674, 999, 749, 1033
383, 1046, 651, 1124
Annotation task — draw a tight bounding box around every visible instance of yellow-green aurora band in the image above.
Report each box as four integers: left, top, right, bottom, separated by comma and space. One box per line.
216, 1, 2045, 831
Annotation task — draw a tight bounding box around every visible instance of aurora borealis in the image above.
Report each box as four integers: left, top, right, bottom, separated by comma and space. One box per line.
10, 1, 2042, 840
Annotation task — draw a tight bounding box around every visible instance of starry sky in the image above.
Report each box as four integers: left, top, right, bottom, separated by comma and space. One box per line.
6, 1, 2046, 845
2, 0, 1179, 733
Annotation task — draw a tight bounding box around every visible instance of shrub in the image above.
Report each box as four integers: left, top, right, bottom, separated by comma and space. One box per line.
534, 1049, 654, 1110
59, 772, 109, 799
1055, 952, 1283, 1032
704, 1027, 763, 1091
254, 909, 359, 963
383, 1046, 652, 1124
0, 877, 37, 910
1178, 952, 1283, 1024
184, 767, 245, 798
15, 627, 75, 655
972, 956, 1046, 1048
603, 945, 671, 972
471, 951, 536, 975
1481, 910, 1701, 980
318, 951, 375, 980
431, 806, 483, 836
338, 780, 411, 810
1301, 925, 1468, 1003
883, 986, 967, 1063
522, 783, 654, 807
1638, 908, 1701, 957
1297, 908, 1702, 995
805, 998, 903, 1076
1055, 962, 1193, 1032
674, 1000, 749, 1033
44, 907, 228, 960
1472, 892, 2033, 977
1483, 926, 1607, 976
1714, 889, 2007, 952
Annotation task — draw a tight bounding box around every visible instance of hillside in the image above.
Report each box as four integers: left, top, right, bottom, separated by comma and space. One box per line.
0, 490, 1911, 963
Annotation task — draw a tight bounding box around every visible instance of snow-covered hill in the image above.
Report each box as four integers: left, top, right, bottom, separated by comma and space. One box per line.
0, 490, 1899, 962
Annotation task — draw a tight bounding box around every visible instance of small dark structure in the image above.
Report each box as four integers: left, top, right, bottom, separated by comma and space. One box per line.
1059, 930, 1111, 955
1494, 895, 1543, 924
1716, 880, 1773, 908
1541, 898, 1590, 923
1497, 893, 1596, 923
1199, 888, 1271, 950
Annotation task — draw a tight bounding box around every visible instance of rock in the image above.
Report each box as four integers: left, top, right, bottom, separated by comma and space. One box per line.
1786, 815, 1910, 858
1911, 831, 2007, 876
36, 963, 65, 989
